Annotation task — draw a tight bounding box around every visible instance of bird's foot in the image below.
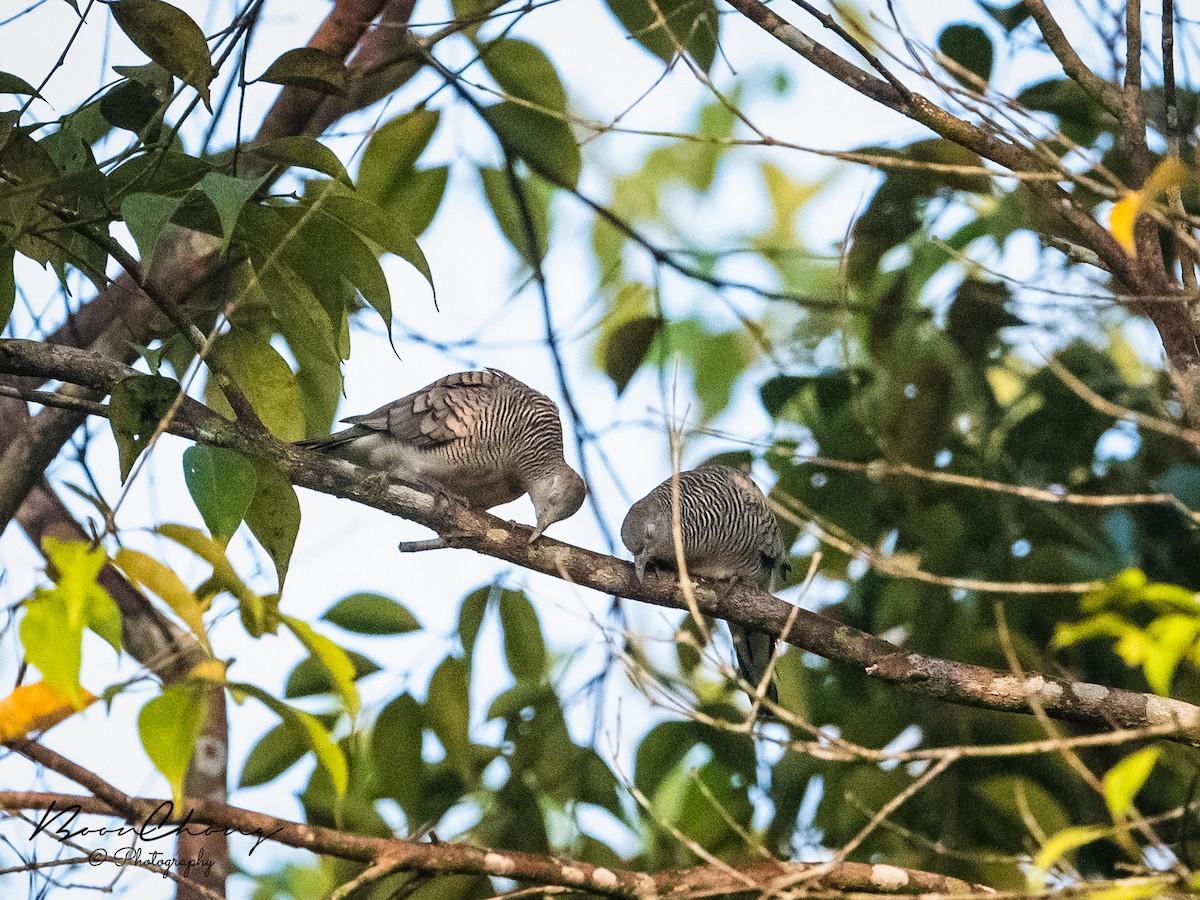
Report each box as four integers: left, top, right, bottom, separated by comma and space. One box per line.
423, 479, 470, 516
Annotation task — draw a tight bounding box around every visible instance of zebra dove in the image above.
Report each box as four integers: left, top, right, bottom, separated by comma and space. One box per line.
621, 464, 789, 704
298, 369, 587, 539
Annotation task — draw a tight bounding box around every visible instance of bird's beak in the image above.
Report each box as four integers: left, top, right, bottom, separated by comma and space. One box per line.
634, 555, 647, 581
529, 523, 546, 543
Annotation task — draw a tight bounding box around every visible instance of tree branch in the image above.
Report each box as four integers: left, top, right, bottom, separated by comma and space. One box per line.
255, 0, 391, 141
1024, 0, 1124, 116
723, 0, 1200, 423
0, 790, 989, 897
3, 337, 1199, 746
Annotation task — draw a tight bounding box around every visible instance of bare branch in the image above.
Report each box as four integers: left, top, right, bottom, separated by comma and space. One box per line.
0, 790, 992, 897
1024, 0, 1124, 116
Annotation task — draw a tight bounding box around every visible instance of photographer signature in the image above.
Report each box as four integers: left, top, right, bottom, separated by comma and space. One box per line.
29, 799, 282, 854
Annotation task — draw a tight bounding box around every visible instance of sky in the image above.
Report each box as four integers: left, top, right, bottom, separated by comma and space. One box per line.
0, 0, 1123, 896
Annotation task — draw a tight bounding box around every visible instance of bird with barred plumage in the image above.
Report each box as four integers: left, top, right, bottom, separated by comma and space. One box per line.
297, 369, 587, 540
621, 464, 790, 705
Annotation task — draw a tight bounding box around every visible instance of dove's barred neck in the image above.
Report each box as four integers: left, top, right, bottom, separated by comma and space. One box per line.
452, 372, 568, 478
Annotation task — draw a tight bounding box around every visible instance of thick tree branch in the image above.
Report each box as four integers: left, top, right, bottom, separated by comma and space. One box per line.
0, 790, 988, 897
255, 0, 390, 141
3, 337, 1199, 746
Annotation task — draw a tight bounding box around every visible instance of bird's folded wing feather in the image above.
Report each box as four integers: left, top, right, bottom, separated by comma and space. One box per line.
341, 371, 500, 448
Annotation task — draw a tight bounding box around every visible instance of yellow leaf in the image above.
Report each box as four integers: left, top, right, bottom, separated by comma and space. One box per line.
1108, 159, 1192, 255
1143, 157, 1190, 198
1104, 746, 1161, 816
1029, 825, 1110, 889
282, 614, 360, 719
1108, 191, 1142, 253
115, 548, 211, 654
1084, 879, 1173, 900
160, 526, 249, 602
189, 658, 227, 682
0, 682, 97, 740
985, 365, 1024, 406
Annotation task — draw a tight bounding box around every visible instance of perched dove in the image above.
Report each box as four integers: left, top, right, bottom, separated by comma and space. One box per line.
621, 464, 789, 704
298, 369, 587, 539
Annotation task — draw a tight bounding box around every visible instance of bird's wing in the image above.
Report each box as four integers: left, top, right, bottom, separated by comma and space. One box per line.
715, 466, 788, 577
341, 370, 505, 449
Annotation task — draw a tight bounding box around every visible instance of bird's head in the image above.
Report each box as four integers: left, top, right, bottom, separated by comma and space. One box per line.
619, 501, 658, 581
527, 465, 587, 541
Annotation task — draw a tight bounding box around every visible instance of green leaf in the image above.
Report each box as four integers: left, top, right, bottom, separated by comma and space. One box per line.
481, 101, 581, 188
108, 373, 180, 480
480, 39, 566, 112
313, 188, 435, 301
480, 166, 548, 265
248, 136, 352, 186
242, 238, 342, 370
605, 0, 718, 71
980, 0, 1031, 32
371, 693, 425, 812
602, 315, 662, 395
138, 683, 208, 808
100, 76, 169, 135
357, 107, 440, 201
356, 108, 448, 237
200, 171, 264, 250
322, 593, 421, 635
303, 208, 392, 328
635, 721, 692, 797
17, 540, 118, 709
0, 245, 14, 333
109, 0, 214, 108
499, 591, 545, 681
295, 351, 343, 440
451, 0, 495, 31
231, 681, 348, 795
1103, 746, 1161, 817
379, 165, 448, 238
1017, 78, 1109, 146
258, 47, 347, 95
0, 72, 43, 98
20, 594, 84, 708
245, 462, 301, 590
205, 328, 306, 441
459, 586, 490, 657
938, 23, 994, 86
239, 721, 308, 789
182, 445, 257, 543
121, 192, 183, 274
284, 649, 380, 699
282, 614, 360, 718
946, 279, 1022, 361
107, 149, 211, 198
427, 656, 472, 781
659, 319, 753, 421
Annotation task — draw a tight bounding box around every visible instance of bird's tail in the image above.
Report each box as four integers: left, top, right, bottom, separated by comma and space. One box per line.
294, 428, 367, 453
729, 622, 779, 707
